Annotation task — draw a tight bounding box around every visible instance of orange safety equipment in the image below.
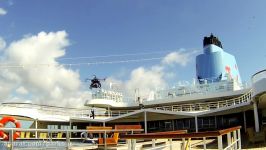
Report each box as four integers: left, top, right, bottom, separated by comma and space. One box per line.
0, 116, 21, 140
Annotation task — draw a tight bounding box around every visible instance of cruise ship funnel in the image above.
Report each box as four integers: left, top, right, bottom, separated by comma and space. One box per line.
196, 34, 242, 84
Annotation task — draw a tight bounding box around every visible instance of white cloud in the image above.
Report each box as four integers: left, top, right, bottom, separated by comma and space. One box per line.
0, 31, 83, 106
0, 8, 7, 16
125, 66, 166, 97
162, 50, 197, 66
0, 37, 6, 50
109, 49, 198, 99
0, 33, 198, 106
16, 86, 28, 95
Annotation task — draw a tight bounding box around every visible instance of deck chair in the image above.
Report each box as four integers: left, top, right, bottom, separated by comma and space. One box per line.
98, 132, 119, 145
25, 132, 31, 138
246, 127, 265, 144
39, 133, 48, 140
20, 132, 25, 138
57, 132, 63, 139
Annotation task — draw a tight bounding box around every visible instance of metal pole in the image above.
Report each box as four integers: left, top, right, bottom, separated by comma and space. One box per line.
169, 139, 173, 150
35, 119, 38, 139
237, 129, 241, 149
66, 131, 70, 150
152, 139, 155, 148
217, 135, 223, 150
144, 111, 147, 134
233, 131, 237, 149
253, 101, 260, 132
172, 120, 175, 131
131, 139, 136, 150
69, 120, 72, 138
221, 116, 223, 128
127, 139, 131, 150
9, 130, 14, 150
227, 132, 231, 148
104, 130, 107, 150
243, 111, 247, 132
203, 137, 206, 150
215, 116, 217, 129
181, 138, 185, 150
195, 116, 198, 133
108, 106, 110, 117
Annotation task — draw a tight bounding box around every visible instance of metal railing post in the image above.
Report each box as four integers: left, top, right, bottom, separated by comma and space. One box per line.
104, 130, 107, 150
203, 137, 206, 150
9, 129, 14, 150
127, 139, 131, 150
217, 135, 223, 150
233, 130, 237, 149
131, 139, 136, 150
237, 129, 241, 149
169, 139, 173, 150
152, 139, 155, 148
66, 131, 70, 150
227, 132, 231, 149
181, 138, 185, 150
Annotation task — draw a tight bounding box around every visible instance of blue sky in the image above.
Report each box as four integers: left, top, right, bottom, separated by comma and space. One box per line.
0, 0, 266, 105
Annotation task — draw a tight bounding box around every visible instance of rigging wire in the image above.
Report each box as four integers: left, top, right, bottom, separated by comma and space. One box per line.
0, 57, 164, 69
58, 50, 172, 60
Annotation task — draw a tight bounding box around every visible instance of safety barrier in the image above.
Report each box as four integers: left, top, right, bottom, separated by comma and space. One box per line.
0, 128, 143, 150
121, 126, 242, 150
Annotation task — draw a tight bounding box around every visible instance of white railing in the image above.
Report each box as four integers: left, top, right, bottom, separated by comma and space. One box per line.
155, 90, 252, 112
0, 128, 143, 150
90, 80, 250, 107
123, 126, 241, 150
98, 90, 252, 118
0, 90, 252, 119
0, 103, 93, 118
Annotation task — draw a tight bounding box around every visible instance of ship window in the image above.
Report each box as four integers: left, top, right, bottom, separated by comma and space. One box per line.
73, 126, 77, 130
48, 125, 58, 130
184, 119, 190, 129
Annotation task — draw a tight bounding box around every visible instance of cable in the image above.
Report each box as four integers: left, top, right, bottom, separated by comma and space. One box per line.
58, 50, 172, 60
0, 57, 164, 69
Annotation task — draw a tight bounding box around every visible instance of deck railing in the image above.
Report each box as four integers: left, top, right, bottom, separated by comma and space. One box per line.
154, 90, 252, 112
0, 102, 93, 118
0, 90, 252, 119
107, 90, 252, 117
121, 126, 242, 150
0, 128, 143, 150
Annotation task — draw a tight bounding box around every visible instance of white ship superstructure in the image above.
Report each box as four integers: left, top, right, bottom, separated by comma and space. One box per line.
0, 34, 266, 143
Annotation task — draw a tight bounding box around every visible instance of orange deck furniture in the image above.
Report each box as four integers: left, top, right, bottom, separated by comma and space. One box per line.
98, 132, 119, 145
86, 126, 113, 131
86, 126, 113, 138
98, 125, 143, 145
115, 125, 142, 134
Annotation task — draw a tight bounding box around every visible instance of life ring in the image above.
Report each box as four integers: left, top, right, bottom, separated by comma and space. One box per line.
81, 131, 88, 139
0, 116, 21, 140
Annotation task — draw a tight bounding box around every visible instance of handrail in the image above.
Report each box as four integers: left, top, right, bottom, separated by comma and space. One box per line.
0, 90, 252, 119
0, 128, 144, 150
155, 90, 252, 112
0, 128, 143, 133
121, 126, 242, 150
120, 126, 241, 139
